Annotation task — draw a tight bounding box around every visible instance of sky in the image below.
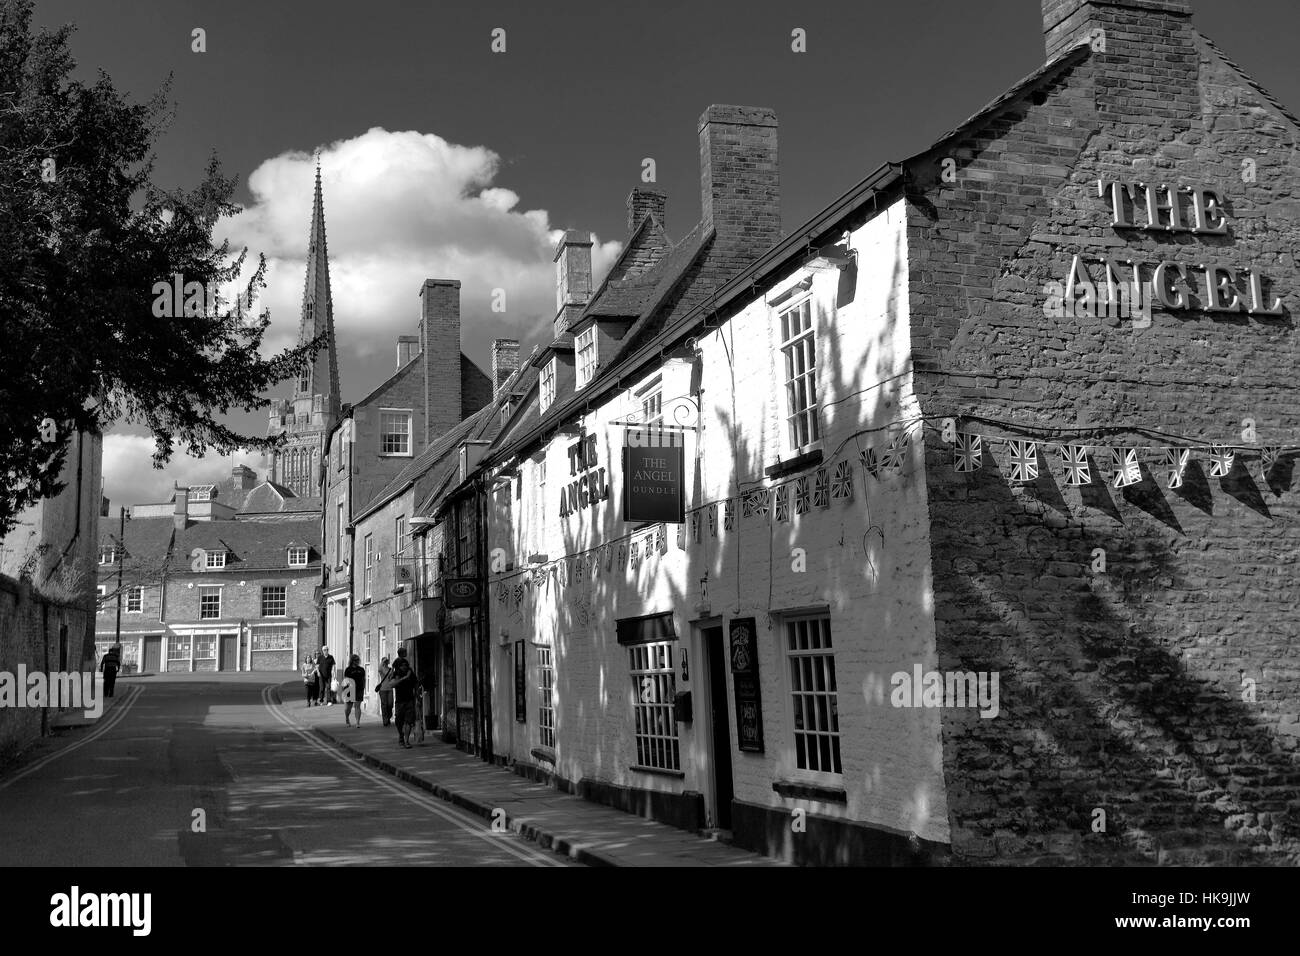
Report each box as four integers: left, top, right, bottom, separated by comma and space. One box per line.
33, 0, 1300, 507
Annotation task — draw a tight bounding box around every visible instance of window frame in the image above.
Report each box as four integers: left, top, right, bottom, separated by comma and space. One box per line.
260, 585, 287, 618
378, 408, 413, 457
251, 625, 295, 653
363, 534, 374, 600
628, 640, 681, 773
395, 515, 408, 558
198, 585, 222, 620
777, 295, 821, 455
336, 501, 346, 566
99, 547, 116, 565
537, 644, 556, 751
575, 325, 597, 388
455, 626, 473, 707
781, 612, 843, 784
205, 549, 226, 570
540, 358, 557, 411
125, 586, 143, 613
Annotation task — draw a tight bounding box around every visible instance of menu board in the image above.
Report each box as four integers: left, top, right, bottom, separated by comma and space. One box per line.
729, 617, 764, 753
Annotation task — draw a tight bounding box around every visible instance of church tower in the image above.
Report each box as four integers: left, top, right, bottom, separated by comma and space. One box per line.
268, 161, 342, 499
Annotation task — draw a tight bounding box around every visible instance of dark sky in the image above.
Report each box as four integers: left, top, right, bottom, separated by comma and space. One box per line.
33, 0, 1300, 501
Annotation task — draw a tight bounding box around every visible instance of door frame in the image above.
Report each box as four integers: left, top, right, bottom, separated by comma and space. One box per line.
692, 616, 733, 829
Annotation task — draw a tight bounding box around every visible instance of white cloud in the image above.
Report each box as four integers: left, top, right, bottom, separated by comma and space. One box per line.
216, 127, 621, 367
102, 434, 270, 508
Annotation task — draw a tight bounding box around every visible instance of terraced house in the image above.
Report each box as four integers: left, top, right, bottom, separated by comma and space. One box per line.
95, 469, 321, 672
434, 0, 1300, 866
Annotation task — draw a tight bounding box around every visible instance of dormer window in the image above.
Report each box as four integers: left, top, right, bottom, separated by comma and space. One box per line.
205, 549, 227, 569
188, 485, 215, 502
99, 547, 117, 565
575, 326, 597, 388
540, 357, 557, 411
636, 375, 663, 425
288, 546, 309, 568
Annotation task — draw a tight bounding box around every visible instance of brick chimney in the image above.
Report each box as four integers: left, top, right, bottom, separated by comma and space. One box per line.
231, 465, 256, 491
418, 279, 463, 446
553, 230, 592, 339
173, 487, 189, 530
491, 338, 520, 394
396, 335, 419, 371
627, 187, 667, 236
1041, 1, 1196, 125
698, 105, 781, 264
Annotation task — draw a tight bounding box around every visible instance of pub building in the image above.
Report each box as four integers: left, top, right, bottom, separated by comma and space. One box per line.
451, 0, 1300, 865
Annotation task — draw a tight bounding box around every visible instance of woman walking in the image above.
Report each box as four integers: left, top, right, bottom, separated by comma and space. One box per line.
376, 656, 394, 726
302, 656, 318, 707
343, 654, 367, 727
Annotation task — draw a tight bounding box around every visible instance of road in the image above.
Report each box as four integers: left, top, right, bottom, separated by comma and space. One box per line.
0, 672, 571, 867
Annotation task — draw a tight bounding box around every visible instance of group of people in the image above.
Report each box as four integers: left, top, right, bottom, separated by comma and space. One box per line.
301, 644, 424, 747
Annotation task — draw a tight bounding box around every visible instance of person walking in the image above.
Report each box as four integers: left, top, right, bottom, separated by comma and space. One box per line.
100, 643, 122, 698
302, 656, 318, 707
343, 654, 367, 727
316, 644, 337, 705
389, 647, 417, 748
376, 656, 394, 727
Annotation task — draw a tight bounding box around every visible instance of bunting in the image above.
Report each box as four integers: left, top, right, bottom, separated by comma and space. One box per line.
707, 503, 718, 536
1111, 447, 1141, 488
774, 484, 790, 522
955, 432, 982, 473
831, 461, 854, 500
813, 468, 830, 508
1007, 440, 1038, 483
1165, 448, 1189, 489
794, 476, 810, 515
1209, 445, 1235, 479
1061, 443, 1090, 487
724, 500, 735, 531
881, 431, 909, 475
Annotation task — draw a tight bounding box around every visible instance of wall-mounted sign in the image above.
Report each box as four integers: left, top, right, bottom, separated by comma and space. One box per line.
622, 426, 685, 524
559, 433, 608, 518
1046, 179, 1284, 318
514, 639, 526, 723
728, 617, 764, 753
443, 576, 481, 608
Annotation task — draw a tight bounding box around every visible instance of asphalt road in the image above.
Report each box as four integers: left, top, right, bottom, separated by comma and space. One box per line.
0, 673, 571, 867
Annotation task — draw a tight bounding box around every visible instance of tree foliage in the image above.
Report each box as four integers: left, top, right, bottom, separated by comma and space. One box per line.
0, 0, 323, 537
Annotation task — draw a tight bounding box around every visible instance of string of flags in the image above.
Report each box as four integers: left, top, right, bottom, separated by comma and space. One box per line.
952, 431, 1290, 488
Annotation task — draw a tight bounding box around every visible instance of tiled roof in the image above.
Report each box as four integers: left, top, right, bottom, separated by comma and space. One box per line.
98, 516, 175, 577
167, 517, 322, 574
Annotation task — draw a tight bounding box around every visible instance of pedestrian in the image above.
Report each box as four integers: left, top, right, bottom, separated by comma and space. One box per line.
389, 647, 417, 748
376, 655, 394, 726
302, 656, 318, 707
316, 644, 337, 705
100, 643, 122, 698
343, 654, 367, 727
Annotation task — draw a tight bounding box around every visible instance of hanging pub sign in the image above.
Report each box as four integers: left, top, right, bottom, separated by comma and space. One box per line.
728, 616, 764, 753
443, 576, 481, 608
559, 432, 609, 518
622, 425, 686, 524
514, 640, 526, 723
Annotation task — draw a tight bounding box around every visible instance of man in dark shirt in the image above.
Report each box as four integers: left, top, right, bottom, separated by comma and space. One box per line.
316, 644, 337, 705
342, 654, 367, 727
100, 643, 122, 698
389, 647, 417, 748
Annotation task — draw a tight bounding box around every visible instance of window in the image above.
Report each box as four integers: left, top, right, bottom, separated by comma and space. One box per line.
261, 586, 287, 617
375, 626, 385, 665
126, 586, 143, 613
636, 374, 662, 425
785, 615, 841, 776
500, 402, 511, 428
540, 358, 556, 411
363, 630, 372, 664
99, 547, 116, 565
199, 586, 221, 620
336, 501, 346, 565
456, 498, 473, 574
363, 534, 374, 599
167, 638, 191, 661
252, 626, 294, 652
538, 646, 555, 750
205, 549, 226, 569
393, 623, 401, 657
395, 516, 408, 557
194, 636, 217, 661
379, 410, 412, 456
288, 546, 309, 567
575, 325, 596, 388
298, 369, 310, 393
629, 641, 679, 772
779, 298, 820, 450
538, 459, 546, 486
456, 626, 473, 707
188, 485, 215, 502
96, 585, 107, 600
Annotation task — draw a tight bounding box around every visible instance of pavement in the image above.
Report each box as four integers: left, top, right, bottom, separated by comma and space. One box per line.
277, 680, 785, 866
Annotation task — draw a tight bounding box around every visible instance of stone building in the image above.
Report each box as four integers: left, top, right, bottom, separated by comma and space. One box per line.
95, 471, 321, 672
446, 0, 1299, 866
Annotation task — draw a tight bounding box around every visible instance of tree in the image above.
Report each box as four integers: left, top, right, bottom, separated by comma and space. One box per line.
0, 0, 324, 538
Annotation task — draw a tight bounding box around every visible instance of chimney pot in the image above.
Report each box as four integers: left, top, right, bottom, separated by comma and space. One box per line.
698, 104, 781, 260
553, 231, 593, 339
173, 487, 189, 530
1041, 0, 1192, 61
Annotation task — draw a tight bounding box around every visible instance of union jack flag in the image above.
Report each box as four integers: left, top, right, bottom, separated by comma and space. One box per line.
605, 544, 613, 571
690, 511, 700, 542
1261, 445, 1281, 476
618, 543, 627, 569
1006, 440, 1038, 483
497, 582, 508, 607
831, 461, 854, 500
955, 432, 982, 473
513, 583, 524, 610
1060, 443, 1090, 486
1208, 444, 1235, 478
677, 522, 686, 549
881, 431, 909, 474
774, 485, 790, 522
743, 488, 771, 518
657, 524, 668, 554
630, 542, 640, 568
794, 477, 810, 514
1110, 447, 1141, 488
1164, 448, 1189, 488
707, 503, 717, 536
861, 448, 881, 480
813, 469, 830, 508
723, 500, 735, 530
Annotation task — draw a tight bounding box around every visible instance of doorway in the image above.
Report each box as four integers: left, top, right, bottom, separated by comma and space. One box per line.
220, 633, 239, 671
143, 636, 162, 674
704, 625, 734, 829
